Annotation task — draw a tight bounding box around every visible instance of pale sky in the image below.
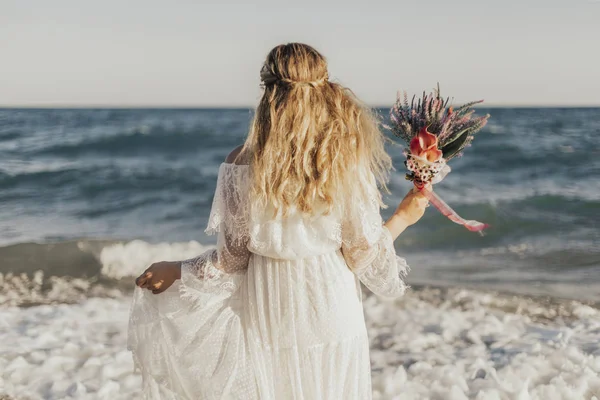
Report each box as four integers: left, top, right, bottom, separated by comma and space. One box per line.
1, 0, 599, 107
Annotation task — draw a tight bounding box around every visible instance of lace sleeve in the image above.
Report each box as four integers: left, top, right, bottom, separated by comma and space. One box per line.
341, 183, 410, 298
180, 164, 251, 284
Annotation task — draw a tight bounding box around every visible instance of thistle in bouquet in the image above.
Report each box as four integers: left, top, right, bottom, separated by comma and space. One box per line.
389, 84, 491, 233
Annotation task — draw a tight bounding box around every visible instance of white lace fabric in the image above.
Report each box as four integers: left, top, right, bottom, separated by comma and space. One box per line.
128, 162, 410, 399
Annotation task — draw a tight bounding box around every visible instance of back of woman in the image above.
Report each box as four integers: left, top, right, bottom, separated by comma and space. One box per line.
128, 43, 428, 400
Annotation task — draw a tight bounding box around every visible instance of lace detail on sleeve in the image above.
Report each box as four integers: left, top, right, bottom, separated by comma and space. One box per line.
351, 227, 410, 298
341, 182, 410, 298
182, 163, 251, 281
205, 164, 251, 246
180, 250, 242, 296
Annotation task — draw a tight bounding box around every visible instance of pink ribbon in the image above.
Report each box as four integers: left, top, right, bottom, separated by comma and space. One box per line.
415, 182, 489, 234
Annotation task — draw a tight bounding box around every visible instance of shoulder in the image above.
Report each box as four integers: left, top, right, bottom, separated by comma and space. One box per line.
225, 145, 249, 165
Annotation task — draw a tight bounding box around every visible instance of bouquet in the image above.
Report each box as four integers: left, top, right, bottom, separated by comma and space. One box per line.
388, 84, 490, 233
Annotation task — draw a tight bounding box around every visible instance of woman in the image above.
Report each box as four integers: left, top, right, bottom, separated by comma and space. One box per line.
128, 43, 428, 399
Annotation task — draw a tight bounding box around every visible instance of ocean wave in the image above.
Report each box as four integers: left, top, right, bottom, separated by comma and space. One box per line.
0, 130, 22, 141
0, 239, 212, 306
0, 167, 82, 190
1, 238, 597, 318
99, 240, 213, 279
0, 164, 215, 201
33, 126, 242, 157
0, 239, 211, 279
1, 238, 598, 307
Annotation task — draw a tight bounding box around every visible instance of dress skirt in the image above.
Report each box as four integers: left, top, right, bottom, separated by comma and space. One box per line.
128, 250, 373, 400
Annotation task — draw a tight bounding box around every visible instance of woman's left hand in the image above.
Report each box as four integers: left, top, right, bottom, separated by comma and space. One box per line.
135, 261, 181, 294
393, 186, 430, 226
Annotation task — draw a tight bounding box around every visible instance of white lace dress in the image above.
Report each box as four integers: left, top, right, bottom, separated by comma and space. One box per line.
128, 162, 410, 399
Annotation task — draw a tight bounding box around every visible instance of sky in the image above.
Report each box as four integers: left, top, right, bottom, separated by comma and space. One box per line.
1, 0, 599, 107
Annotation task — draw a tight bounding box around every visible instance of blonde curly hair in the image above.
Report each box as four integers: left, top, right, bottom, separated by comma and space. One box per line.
242, 43, 391, 216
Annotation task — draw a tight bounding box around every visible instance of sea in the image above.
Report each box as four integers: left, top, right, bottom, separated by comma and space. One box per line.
0, 107, 598, 301
1, 107, 599, 399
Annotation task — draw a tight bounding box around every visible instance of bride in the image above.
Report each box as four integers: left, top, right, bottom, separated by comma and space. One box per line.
128, 42, 428, 399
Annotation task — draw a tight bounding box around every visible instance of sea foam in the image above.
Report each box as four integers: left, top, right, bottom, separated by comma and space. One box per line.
99, 239, 213, 279
1, 287, 599, 399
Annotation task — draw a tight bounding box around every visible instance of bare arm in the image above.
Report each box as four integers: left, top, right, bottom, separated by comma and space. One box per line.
384, 187, 429, 240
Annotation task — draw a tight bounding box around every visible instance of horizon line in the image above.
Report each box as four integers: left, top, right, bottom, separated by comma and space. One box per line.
1, 103, 600, 109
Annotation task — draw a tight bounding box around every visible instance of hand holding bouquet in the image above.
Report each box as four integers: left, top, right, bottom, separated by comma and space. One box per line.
389, 85, 490, 233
